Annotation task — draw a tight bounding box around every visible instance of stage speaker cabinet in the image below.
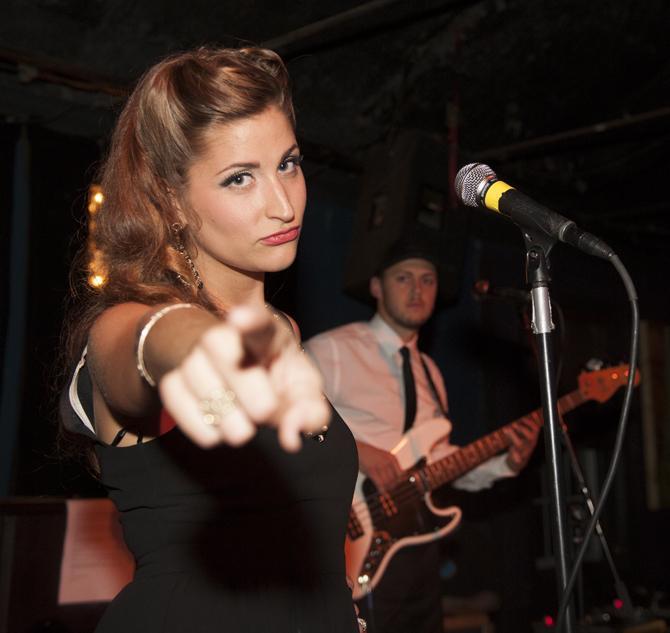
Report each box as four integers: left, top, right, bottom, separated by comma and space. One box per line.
0, 498, 109, 633
343, 129, 469, 305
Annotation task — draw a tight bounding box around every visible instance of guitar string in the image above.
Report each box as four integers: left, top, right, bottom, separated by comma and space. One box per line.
349, 389, 594, 531
348, 445, 499, 532
347, 375, 625, 554
346, 454, 504, 566
351, 480, 422, 530
351, 384, 602, 526
349, 429, 518, 530
348, 413, 547, 532
349, 456, 484, 532
351, 458, 469, 526
351, 422, 520, 515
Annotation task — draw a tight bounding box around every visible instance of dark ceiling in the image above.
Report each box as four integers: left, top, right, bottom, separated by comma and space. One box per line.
2, 0, 670, 255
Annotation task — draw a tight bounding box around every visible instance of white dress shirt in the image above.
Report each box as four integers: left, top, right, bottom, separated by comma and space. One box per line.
305, 314, 515, 491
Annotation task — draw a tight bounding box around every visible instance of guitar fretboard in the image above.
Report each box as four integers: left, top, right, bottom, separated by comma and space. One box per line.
419, 388, 587, 491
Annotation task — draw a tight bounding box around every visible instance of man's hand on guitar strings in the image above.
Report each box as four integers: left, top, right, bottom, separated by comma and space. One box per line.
504, 418, 541, 473
356, 441, 403, 491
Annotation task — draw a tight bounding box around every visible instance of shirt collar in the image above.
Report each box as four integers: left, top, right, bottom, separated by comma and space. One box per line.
370, 313, 419, 356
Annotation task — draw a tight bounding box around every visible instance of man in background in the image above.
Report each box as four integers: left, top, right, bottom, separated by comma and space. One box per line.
305, 237, 539, 633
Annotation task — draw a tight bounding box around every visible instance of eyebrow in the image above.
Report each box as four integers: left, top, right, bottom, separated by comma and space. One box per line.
216, 143, 299, 176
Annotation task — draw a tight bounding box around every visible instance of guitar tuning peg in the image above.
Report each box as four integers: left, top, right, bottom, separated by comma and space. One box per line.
585, 358, 604, 371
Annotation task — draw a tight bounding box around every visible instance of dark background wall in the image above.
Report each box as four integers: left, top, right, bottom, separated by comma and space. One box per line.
1, 1, 670, 630
2, 122, 668, 632
2, 123, 103, 498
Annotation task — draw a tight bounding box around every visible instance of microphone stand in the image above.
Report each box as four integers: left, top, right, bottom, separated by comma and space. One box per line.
523, 231, 576, 633
519, 306, 635, 624
557, 416, 635, 620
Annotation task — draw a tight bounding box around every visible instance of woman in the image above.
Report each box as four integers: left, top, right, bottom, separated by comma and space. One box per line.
60, 47, 361, 632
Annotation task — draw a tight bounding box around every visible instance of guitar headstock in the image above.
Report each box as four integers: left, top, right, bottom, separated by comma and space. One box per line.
578, 364, 641, 403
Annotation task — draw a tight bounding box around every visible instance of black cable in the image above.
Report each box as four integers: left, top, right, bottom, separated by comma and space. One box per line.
555, 253, 639, 631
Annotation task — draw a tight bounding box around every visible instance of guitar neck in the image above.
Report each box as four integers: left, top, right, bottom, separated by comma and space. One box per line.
420, 388, 587, 491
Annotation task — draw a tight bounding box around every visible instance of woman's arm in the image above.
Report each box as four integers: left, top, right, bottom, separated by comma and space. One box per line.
87, 302, 329, 450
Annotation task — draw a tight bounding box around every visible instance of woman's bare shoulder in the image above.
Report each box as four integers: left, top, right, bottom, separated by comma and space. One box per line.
88, 302, 152, 351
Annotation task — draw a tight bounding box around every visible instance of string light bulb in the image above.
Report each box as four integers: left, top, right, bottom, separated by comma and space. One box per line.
86, 185, 107, 288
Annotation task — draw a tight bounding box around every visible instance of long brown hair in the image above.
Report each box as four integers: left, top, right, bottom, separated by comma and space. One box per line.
58, 47, 295, 459
62, 46, 295, 368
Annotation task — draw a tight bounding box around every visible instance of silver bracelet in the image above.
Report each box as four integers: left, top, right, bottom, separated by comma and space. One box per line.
136, 303, 195, 387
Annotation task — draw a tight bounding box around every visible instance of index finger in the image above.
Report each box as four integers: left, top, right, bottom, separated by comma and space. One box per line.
228, 306, 293, 367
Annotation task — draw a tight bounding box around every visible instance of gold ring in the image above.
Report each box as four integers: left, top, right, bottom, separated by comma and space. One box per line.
200, 388, 237, 426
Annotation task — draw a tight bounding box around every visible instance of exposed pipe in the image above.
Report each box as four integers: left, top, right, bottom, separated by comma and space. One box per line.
0, 47, 126, 97
262, 0, 474, 57
476, 106, 670, 162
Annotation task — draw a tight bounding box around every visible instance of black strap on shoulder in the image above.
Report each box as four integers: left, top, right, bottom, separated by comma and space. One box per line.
110, 428, 144, 447
420, 355, 448, 417
111, 428, 127, 446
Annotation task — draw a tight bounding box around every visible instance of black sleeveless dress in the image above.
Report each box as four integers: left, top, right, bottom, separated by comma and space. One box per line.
64, 362, 359, 633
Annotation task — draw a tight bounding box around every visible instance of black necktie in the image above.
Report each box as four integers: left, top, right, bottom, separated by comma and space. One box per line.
399, 346, 417, 432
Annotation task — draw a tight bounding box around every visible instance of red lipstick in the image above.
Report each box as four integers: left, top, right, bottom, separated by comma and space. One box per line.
260, 226, 300, 246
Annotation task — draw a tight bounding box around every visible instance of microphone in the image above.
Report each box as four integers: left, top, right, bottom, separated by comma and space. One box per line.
454, 163, 614, 260
472, 279, 530, 304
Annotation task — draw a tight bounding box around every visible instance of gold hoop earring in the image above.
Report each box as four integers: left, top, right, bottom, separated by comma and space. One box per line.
171, 223, 204, 290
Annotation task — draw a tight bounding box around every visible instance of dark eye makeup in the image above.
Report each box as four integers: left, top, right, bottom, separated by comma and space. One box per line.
219, 152, 304, 188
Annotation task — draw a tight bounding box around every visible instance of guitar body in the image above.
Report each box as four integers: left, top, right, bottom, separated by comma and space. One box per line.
345, 364, 637, 601
347, 419, 462, 600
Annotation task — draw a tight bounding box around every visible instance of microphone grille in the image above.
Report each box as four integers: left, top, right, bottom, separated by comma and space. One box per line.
454, 162, 496, 207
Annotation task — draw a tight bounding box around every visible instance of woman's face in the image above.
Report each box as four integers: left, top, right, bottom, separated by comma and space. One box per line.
184, 105, 306, 284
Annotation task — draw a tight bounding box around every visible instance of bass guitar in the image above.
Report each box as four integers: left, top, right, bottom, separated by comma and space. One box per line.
346, 364, 640, 600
